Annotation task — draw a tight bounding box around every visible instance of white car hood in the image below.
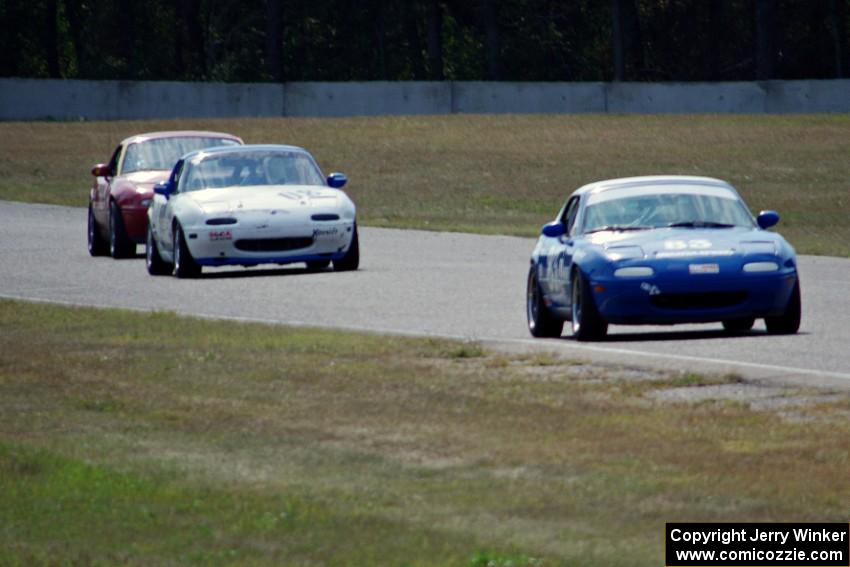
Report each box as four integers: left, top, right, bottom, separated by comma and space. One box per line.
188, 185, 342, 216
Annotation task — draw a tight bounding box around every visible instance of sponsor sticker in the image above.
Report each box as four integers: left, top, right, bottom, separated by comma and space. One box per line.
209, 230, 232, 241
313, 227, 339, 238
689, 263, 720, 274
640, 282, 661, 295
657, 249, 734, 259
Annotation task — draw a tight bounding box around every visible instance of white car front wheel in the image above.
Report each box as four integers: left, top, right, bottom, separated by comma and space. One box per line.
173, 224, 201, 279
333, 225, 359, 272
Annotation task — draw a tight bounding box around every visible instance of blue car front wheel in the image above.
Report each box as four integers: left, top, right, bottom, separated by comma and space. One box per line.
765, 278, 801, 335
571, 271, 608, 341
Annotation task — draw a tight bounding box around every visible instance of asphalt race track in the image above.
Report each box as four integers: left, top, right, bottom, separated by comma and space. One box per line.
2, 201, 849, 387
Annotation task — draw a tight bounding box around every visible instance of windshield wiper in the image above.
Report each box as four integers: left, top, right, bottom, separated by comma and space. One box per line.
666, 221, 735, 229
585, 225, 653, 234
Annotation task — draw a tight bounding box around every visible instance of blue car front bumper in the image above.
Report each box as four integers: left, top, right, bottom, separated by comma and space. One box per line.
590, 269, 797, 325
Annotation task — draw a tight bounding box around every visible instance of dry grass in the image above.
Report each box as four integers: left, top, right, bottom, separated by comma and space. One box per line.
1, 114, 848, 256
1, 299, 849, 566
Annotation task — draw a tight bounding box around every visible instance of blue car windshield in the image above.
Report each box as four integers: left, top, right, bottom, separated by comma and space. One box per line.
181, 151, 325, 192
582, 189, 755, 233
122, 136, 240, 173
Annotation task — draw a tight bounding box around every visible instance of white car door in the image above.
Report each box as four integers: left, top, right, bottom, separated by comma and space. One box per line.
154, 160, 186, 256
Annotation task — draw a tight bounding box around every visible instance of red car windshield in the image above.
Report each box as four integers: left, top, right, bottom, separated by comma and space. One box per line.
122, 137, 240, 174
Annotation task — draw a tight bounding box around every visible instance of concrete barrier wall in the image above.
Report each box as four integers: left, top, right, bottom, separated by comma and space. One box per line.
451, 82, 606, 113
285, 81, 450, 116
2, 78, 849, 120
606, 82, 767, 113
0, 78, 285, 121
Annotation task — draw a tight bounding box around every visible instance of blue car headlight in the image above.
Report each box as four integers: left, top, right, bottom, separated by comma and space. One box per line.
740, 241, 777, 255
605, 245, 644, 261
614, 266, 654, 277
743, 261, 779, 273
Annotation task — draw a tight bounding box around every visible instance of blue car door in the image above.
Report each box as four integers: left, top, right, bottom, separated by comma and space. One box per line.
546, 196, 580, 309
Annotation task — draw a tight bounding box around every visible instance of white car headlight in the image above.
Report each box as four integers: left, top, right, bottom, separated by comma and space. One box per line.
743, 261, 779, 272
614, 266, 654, 277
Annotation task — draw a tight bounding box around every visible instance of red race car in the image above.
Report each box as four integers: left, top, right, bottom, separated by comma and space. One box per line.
88, 131, 243, 258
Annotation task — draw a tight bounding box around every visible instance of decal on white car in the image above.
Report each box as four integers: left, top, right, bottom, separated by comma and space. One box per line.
313, 227, 339, 238
209, 230, 232, 241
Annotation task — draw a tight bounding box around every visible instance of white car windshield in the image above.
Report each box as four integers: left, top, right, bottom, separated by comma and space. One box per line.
182, 151, 325, 192
582, 187, 755, 233
123, 137, 240, 173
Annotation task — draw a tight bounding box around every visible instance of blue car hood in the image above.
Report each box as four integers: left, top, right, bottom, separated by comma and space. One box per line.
587, 227, 785, 258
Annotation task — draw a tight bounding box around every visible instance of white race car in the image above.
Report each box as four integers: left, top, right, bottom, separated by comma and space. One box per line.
146, 144, 358, 277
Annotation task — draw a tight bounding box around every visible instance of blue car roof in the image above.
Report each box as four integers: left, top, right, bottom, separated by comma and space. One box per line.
573, 175, 738, 197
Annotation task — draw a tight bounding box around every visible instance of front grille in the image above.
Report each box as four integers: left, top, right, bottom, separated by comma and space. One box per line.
234, 237, 313, 252
651, 291, 747, 310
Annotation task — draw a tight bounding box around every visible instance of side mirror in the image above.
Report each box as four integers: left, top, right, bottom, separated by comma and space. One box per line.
154, 180, 174, 199
327, 172, 347, 188
91, 163, 111, 177
756, 210, 780, 229
541, 222, 566, 238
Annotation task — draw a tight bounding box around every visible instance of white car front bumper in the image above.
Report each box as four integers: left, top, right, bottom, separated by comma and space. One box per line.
183, 218, 355, 266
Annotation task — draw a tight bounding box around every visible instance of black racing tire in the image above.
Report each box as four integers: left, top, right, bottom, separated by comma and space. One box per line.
87, 205, 109, 256
306, 259, 331, 271
173, 223, 201, 278
722, 317, 755, 333
526, 267, 564, 338
765, 278, 801, 335
333, 225, 359, 272
570, 270, 608, 341
145, 222, 170, 276
109, 201, 135, 258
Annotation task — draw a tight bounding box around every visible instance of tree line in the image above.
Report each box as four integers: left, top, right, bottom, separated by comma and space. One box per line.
1, 0, 847, 83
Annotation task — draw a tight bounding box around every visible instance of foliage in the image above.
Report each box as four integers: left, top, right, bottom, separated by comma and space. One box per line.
1, 0, 848, 82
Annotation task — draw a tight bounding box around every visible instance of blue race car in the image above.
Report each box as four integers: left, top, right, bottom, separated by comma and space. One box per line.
527, 176, 801, 341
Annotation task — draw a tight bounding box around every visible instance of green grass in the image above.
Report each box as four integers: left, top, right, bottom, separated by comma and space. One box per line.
1, 299, 849, 566
0, 444, 487, 566
1, 114, 848, 256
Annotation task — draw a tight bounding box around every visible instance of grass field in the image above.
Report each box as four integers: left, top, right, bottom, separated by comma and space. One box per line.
1, 114, 848, 256
2, 300, 848, 566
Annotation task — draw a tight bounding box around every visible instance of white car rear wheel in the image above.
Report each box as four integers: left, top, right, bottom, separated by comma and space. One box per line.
146, 223, 170, 276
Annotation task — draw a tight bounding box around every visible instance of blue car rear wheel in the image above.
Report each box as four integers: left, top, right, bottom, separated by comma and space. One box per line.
527, 267, 563, 338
